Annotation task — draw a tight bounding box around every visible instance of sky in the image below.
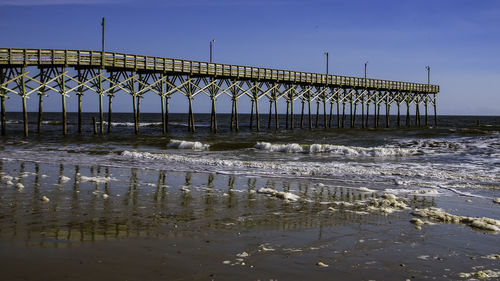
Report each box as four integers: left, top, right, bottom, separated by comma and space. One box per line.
1, 0, 499, 115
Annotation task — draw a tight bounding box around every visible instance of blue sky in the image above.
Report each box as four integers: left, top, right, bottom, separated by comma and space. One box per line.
1, 0, 499, 115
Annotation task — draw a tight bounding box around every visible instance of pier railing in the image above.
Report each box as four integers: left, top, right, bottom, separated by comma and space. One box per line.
0, 48, 439, 93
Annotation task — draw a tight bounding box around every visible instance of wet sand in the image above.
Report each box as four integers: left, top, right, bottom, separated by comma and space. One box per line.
1, 160, 499, 280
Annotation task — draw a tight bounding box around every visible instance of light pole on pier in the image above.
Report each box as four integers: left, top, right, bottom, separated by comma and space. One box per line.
364, 61, 368, 80
210, 39, 215, 63
101, 17, 105, 67
324, 52, 329, 76
426, 66, 431, 86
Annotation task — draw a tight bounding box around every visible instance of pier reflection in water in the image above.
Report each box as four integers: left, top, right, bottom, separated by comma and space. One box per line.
0, 160, 436, 248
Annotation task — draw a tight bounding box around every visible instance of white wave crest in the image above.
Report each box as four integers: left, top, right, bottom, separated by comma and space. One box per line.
103, 121, 163, 127
255, 142, 304, 153
403, 139, 465, 150
255, 142, 418, 157
310, 144, 418, 157
168, 139, 209, 150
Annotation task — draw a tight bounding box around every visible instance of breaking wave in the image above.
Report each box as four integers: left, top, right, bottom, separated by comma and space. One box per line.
254, 142, 420, 157
168, 139, 210, 150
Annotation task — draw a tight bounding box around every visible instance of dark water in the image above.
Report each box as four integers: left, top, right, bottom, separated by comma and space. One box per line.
0, 113, 499, 280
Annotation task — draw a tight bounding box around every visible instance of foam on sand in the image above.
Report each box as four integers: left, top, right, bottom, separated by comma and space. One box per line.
257, 188, 300, 201
316, 261, 329, 267
168, 139, 209, 150
59, 176, 71, 183
412, 207, 500, 232
482, 254, 500, 260
79, 176, 116, 184
459, 269, 500, 279
329, 193, 409, 215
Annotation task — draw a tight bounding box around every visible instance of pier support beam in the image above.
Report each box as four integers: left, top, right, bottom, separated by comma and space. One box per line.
230, 98, 235, 130
424, 97, 428, 127
323, 97, 327, 128
267, 99, 272, 129
274, 97, 278, 129
37, 92, 43, 134
415, 100, 420, 127
349, 92, 353, 128
60, 68, 67, 135
210, 79, 218, 133
341, 100, 346, 128
285, 100, 289, 129
308, 96, 312, 129
37, 68, 46, 134
352, 90, 358, 128
433, 93, 438, 127
22, 96, 28, 137
336, 95, 340, 128
188, 96, 195, 133
406, 100, 411, 127
107, 72, 115, 134
329, 101, 333, 128
76, 69, 84, 134
211, 97, 217, 132
136, 96, 141, 129
300, 99, 304, 129
165, 96, 170, 132
361, 90, 365, 128
160, 94, 165, 134
397, 101, 401, 127
255, 95, 260, 131
0, 95, 5, 136
98, 70, 104, 134
19, 68, 29, 137
365, 90, 370, 128
131, 77, 138, 134
315, 100, 320, 128
108, 94, 113, 133
0, 68, 5, 136
235, 97, 239, 131
376, 97, 381, 128
385, 93, 390, 128
250, 99, 254, 130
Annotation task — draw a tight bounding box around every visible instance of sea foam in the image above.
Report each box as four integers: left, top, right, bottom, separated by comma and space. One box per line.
255, 142, 419, 157
168, 139, 210, 150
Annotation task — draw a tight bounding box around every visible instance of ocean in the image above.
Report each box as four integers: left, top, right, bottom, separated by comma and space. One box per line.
0, 112, 499, 280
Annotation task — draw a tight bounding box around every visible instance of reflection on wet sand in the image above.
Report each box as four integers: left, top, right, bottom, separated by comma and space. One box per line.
0, 160, 436, 248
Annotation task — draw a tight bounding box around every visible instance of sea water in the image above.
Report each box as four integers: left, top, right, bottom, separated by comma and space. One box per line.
0, 112, 499, 280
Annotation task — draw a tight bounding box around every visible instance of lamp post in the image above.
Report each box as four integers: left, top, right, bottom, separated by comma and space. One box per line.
324, 52, 329, 76
101, 17, 105, 67
210, 39, 215, 63
364, 61, 368, 80
426, 66, 430, 86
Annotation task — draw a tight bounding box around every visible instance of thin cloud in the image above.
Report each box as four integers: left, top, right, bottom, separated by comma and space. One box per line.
0, 0, 295, 6
0, 0, 126, 6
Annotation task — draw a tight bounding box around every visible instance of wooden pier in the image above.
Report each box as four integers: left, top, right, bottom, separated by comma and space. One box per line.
0, 48, 439, 136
